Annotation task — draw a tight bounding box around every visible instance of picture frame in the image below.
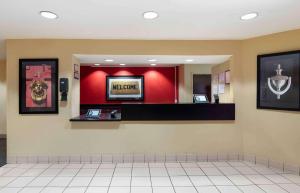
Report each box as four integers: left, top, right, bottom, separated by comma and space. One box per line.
212, 74, 219, 95
19, 59, 59, 114
106, 76, 144, 101
74, 64, 80, 80
257, 50, 300, 111
225, 70, 230, 84
218, 72, 225, 94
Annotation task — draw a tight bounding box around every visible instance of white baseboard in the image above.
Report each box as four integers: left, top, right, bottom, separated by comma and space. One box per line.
7, 152, 241, 164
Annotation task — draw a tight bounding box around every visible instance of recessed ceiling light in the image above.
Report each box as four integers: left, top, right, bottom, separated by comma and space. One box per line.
104, 59, 114, 62
94, 63, 100, 66
241, 12, 258, 20
150, 63, 157, 66
40, 11, 58, 19
148, 59, 157, 62
120, 63, 126, 66
143, 11, 159, 20
185, 59, 194, 62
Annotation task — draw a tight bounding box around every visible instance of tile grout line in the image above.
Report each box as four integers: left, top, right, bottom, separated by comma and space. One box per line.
129, 161, 133, 193
107, 162, 117, 193
266, 170, 300, 192
229, 164, 270, 193
0, 165, 17, 177
164, 162, 177, 193
179, 162, 199, 193
15, 163, 52, 193
237, 164, 292, 192
0, 165, 17, 190
61, 163, 84, 193
246, 158, 297, 184
5, 163, 36, 192
200, 162, 221, 193
212, 161, 248, 193
43, 163, 68, 192
38, 163, 67, 193
198, 163, 221, 193
147, 162, 154, 193
83, 162, 101, 193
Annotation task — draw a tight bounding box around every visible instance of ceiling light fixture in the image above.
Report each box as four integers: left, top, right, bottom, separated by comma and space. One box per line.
150, 63, 157, 66
120, 63, 126, 66
104, 59, 114, 62
94, 63, 100, 66
40, 11, 58, 19
143, 11, 159, 20
185, 59, 194, 62
148, 59, 157, 62
241, 12, 258, 21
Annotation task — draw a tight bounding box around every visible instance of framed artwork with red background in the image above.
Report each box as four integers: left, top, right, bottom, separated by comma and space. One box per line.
19, 59, 58, 114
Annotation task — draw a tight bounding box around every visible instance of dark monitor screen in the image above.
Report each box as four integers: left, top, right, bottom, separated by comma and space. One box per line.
86, 109, 101, 118
193, 94, 209, 103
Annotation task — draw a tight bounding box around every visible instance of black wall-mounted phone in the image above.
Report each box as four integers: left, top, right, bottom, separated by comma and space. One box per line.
60, 78, 68, 101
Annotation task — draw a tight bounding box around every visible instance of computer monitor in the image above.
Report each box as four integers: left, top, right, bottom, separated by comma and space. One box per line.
86, 109, 101, 119
193, 94, 209, 103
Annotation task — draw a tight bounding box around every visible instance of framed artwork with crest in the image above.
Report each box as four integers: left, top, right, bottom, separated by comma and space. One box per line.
257, 51, 300, 111
19, 59, 59, 114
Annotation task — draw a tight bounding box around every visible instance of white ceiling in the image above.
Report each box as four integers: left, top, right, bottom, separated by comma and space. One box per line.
1, 0, 300, 59
77, 54, 231, 66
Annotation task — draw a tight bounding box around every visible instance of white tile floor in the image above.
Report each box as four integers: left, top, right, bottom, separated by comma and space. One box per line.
0, 161, 300, 193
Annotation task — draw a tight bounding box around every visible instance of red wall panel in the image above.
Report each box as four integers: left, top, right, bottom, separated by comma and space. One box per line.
80, 66, 178, 104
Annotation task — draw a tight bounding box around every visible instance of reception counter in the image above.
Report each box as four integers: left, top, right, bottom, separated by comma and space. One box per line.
70, 103, 235, 121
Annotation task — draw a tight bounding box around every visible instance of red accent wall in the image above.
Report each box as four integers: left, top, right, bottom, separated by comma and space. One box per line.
80, 66, 178, 104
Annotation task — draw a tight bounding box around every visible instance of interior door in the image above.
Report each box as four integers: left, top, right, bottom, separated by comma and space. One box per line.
193, 74, 212, 102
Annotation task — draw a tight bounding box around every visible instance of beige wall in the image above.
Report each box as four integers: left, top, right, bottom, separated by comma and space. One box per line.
211, 60, 233, 103
6, 40, 241, 156
179, 64, 214, 103
240, 29, 300, 165
0, 60, 6, 134
6, 30, 300, 165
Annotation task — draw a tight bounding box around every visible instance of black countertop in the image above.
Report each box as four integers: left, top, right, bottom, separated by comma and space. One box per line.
70, 103, 235, 122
